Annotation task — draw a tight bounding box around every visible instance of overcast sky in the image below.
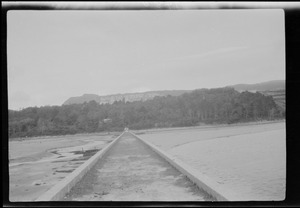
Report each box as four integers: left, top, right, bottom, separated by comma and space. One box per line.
7, 9, 285, 110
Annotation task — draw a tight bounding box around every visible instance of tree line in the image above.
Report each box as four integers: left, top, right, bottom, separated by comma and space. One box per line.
8, 87, 285, 138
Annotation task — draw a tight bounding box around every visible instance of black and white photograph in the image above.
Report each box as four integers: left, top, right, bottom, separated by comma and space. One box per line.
3, 1, 295, 205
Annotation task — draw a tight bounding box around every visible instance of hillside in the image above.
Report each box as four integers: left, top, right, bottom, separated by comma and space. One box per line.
227, 80, 285, 111
63, 90, 191, 105
260, 89, 285, 110
63, 80, 285, 106
228, 80, 285, 92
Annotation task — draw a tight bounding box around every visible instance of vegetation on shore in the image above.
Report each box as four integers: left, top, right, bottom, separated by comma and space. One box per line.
8, 87, 285, 138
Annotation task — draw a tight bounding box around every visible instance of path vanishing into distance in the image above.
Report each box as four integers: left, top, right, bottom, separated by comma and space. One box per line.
62, 132, 214, 201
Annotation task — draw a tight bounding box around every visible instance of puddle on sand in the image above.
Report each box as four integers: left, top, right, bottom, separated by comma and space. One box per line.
70, 158, 85, 162
55, 169, 74, 173
51, 160, 69, 163
71, 149, 99, 157
50, 149, 100, 175
50, 149, 99, 162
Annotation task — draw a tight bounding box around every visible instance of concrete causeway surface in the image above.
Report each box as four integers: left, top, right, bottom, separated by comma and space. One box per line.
63, 132, 214, 201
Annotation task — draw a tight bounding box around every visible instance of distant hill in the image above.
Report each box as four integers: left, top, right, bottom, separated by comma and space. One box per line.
228, 80, 285, 92
228, 80, 285, 111
63, 80, 285, 106
63, 90, 191, 105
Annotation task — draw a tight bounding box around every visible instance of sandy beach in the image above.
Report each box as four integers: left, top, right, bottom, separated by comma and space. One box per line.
139, 121, 286, 201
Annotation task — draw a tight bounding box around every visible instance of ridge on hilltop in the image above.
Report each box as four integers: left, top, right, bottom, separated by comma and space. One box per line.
63, 90, 191, 105
227, 80, 285, 92
63, 80, 285, 106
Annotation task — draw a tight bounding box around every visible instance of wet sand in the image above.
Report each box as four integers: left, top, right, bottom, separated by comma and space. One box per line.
139, 121, 286, 201
9, 133, 116, 201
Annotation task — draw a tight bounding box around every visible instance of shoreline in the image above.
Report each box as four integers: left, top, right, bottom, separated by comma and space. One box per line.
9, 119, 285, 141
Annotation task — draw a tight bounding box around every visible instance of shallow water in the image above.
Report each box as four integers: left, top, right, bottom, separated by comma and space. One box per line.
140, 122, 286, 201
